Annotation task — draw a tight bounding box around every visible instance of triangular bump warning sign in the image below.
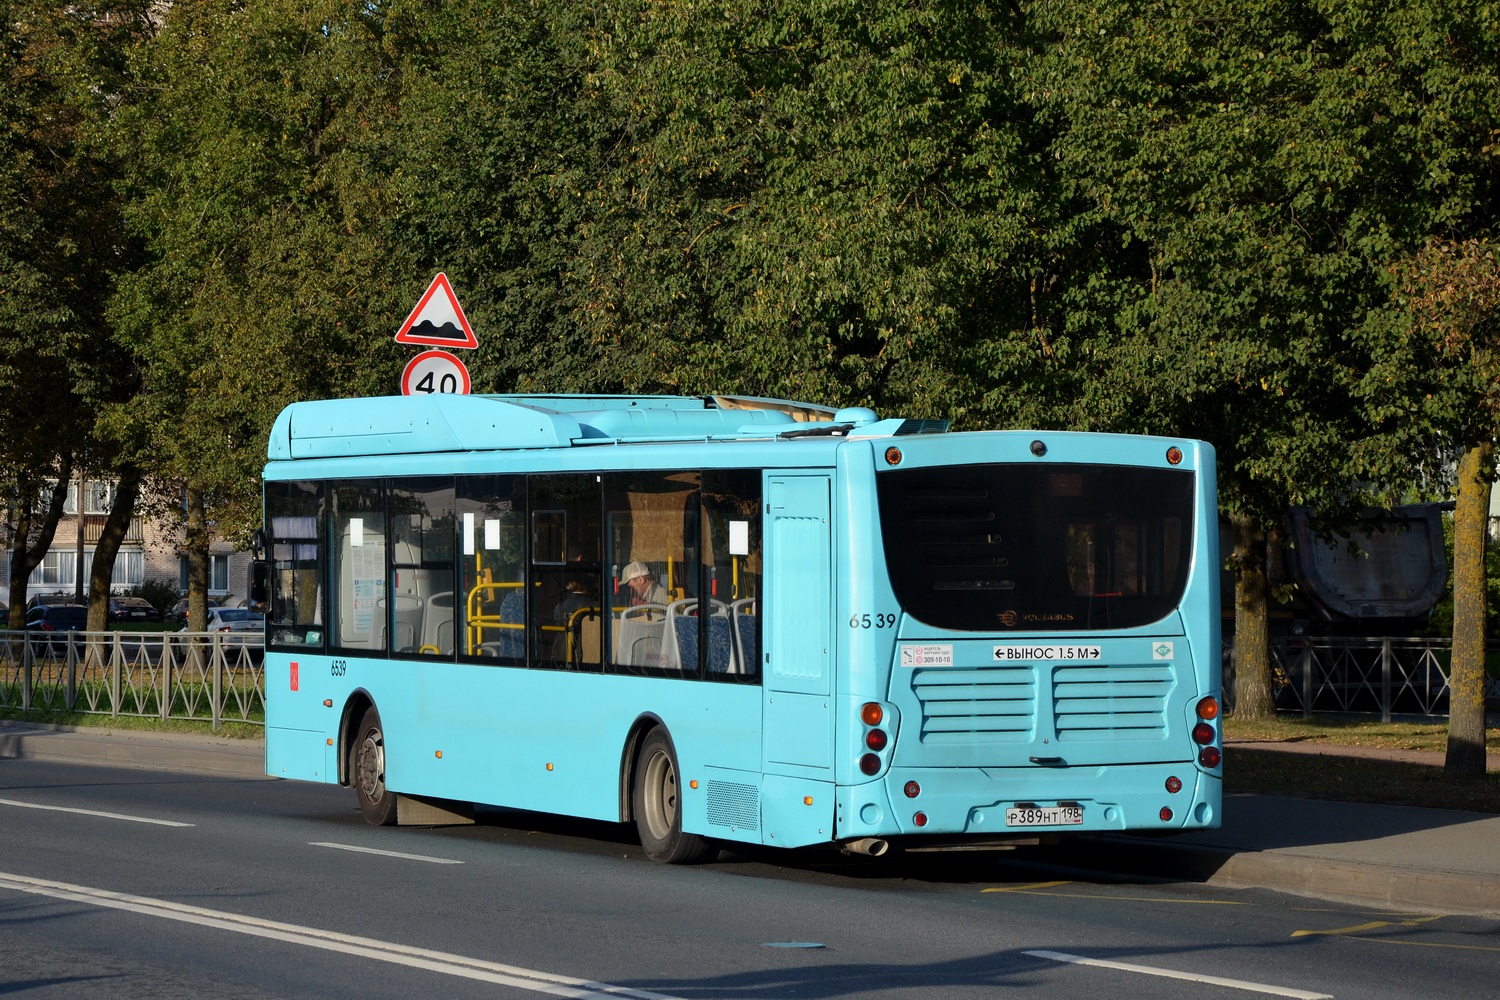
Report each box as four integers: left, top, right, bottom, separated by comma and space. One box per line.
394, 273, 477, 349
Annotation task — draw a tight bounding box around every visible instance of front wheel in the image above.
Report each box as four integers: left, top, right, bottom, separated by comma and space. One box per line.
632, 728, 715, 864
351, 706, 398, 826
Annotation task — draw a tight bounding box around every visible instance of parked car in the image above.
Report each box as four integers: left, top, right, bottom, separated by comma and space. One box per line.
25, 604, 89, 632
165, 597, 223, 625
182, 606, 263, 635
108, 597, 163, 622
26, 593, 77, 612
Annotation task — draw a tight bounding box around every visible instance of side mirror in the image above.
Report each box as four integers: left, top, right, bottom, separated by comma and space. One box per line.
249, 558, 270, 610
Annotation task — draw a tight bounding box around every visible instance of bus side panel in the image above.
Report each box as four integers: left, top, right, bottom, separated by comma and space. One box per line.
353, 664, 762, 826
763, 474, 835, 779
265, 652, 336, 783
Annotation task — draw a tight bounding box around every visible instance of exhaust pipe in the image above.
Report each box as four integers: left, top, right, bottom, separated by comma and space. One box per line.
843, 838, 890, 857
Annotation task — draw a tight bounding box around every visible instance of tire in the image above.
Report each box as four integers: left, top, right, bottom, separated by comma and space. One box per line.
632, 728, 714, 864
351, 706, 398, 826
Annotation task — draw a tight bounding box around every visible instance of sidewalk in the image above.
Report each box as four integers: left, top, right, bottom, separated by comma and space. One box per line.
2, 721, 1497, 917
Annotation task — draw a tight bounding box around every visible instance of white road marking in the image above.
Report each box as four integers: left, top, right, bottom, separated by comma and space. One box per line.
1025, 949, 1332, 999
0, 871, 682, 999
310, 841, 463, 865
0, 796, 193, 827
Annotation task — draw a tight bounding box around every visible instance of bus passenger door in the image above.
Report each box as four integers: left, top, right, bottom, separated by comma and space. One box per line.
763, 475, 833, 777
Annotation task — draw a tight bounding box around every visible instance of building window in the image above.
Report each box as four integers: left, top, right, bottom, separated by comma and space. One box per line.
179, 554, 231, 595
44, 480, 117, 516
30, 551, 77, 589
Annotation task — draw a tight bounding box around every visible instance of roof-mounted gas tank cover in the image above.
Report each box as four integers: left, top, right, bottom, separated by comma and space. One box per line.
267, 393, 890, 459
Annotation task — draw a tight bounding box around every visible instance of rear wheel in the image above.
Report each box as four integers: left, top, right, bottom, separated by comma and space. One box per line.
632, 728, 714, 864
351, 706, 398, 826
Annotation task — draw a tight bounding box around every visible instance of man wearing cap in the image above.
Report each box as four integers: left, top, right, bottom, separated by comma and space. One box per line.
621, 561, 670, 606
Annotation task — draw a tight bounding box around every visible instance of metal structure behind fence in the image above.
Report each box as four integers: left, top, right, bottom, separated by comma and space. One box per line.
1223, 636, 1500, 721
0, 630, 264, 730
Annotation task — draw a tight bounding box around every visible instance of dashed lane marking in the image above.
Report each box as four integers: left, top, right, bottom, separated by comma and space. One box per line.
0, 796, 193, 827
1025, 949, 1332, 999
309, 841, 464, 865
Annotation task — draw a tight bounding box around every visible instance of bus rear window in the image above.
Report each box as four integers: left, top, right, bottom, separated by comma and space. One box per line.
877, 463, 1194, 632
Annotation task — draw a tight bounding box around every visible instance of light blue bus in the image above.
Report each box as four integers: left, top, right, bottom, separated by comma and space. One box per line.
260, 393, 1221, 862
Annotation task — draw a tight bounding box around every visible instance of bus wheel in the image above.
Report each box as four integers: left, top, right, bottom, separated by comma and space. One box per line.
632, 729, 714, 864
352, 706, 398, 826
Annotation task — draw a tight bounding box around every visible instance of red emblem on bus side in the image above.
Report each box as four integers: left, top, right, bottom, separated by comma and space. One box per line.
290, 662, 299, 692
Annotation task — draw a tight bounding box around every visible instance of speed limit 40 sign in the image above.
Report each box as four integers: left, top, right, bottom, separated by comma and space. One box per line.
401, 349, 471, 395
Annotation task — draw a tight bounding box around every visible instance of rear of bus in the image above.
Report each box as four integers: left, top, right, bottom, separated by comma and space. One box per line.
834, 430, 1220, 849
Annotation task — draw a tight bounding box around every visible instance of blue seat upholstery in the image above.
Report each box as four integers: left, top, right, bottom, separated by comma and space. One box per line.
734, 612, 758, 676
494, 589, 526, 660
707, 615, 734, 673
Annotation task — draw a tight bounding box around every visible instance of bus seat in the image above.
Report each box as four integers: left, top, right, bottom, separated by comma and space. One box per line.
423, 592, 455, 655
616, 604, 665, 668
731, 599, 758, 676
575, 609, 603, 667
392, 594, 423, 652
493, 589, 526, 659
707, 614, 734, 673
664, 599, 732, 672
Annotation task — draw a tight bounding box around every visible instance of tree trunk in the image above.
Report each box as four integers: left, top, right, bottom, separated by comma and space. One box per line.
185, 483, 209, 632
1446, 441, 1491, 777
85, 465, 143, 632
1231, 514, 1275, 720
7, 455, 74, 627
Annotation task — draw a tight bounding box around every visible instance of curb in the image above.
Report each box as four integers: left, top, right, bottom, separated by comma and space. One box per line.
0, 724, 267, 781
1074, 836, 1500, 919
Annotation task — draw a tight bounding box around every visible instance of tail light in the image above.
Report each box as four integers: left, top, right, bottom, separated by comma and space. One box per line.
1196, 696, 1220, 720
1192, 722, 1215, 745
1199, 746, 1222, 769
856, 702, 894, 779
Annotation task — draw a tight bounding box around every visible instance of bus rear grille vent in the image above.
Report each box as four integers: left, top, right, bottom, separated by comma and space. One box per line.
1053, 663, 1172, 741
707, 780, 759, 831
912, 667, 1036, 744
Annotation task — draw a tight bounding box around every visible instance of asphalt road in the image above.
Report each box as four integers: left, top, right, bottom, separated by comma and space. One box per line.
1, 758, 1497, 999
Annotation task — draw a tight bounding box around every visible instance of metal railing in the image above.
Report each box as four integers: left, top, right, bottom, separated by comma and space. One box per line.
1224, 636, 1500, 721
0, 630, 264, 730
3, 630, 1493, 728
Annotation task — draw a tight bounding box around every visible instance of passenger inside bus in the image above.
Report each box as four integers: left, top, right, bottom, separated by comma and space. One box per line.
553, 573, 598, 627
621, 561, 670, 607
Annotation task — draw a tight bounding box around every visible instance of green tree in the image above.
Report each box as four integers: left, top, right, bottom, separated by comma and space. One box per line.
0, 1, 148, 625
1394, 240, 1500, 776
108, 0, 405, 627
1018, 1, 1499, 719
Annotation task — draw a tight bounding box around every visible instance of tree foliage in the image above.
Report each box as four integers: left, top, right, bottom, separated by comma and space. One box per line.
1, 0, 1496, 756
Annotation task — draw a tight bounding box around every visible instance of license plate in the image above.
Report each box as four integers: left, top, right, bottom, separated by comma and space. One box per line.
1005, 805, 1083, 827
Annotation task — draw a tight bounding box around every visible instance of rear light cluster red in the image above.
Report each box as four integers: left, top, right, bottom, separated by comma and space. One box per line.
1194, 696, 1222, 771
858, 702, 891, 778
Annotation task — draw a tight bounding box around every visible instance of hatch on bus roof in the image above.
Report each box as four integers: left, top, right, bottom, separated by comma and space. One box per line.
266, 393, 868, 459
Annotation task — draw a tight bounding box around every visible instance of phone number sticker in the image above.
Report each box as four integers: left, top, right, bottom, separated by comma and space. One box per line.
899, 644, 954, 667
993, 644, 1102, 662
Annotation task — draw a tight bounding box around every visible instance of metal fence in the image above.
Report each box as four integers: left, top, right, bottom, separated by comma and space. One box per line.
0, 630, 264, 730
1225, 636, 1500, 721
3, 630, 1494, 728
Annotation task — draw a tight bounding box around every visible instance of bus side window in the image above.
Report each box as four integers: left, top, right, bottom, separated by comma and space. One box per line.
266, 480, 325, 650
457, 475, 526, 663
703, 470, 762, 679
605, 471, 699, 676
390, 478, 456, 657
329, 481, 387, 653
528, 474, 602, 672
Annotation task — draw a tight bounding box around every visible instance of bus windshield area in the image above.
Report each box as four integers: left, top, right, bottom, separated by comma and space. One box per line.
877, 462, 1194, 632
